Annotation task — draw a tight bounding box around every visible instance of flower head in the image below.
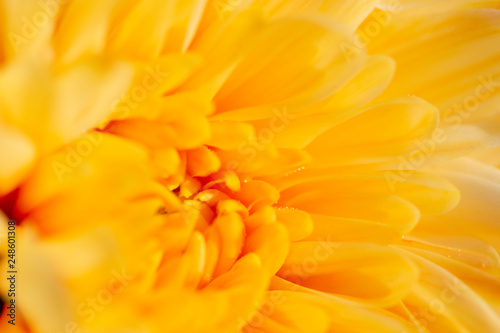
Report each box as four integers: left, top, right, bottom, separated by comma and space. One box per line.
1, 1, 500, 333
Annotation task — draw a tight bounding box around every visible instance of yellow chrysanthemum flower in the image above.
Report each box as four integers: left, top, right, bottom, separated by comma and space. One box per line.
1, 1, 500, 332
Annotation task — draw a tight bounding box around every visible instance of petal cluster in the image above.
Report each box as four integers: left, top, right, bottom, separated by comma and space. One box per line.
1, 1, 500, 333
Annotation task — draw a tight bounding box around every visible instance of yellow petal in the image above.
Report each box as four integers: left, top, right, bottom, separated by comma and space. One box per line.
266, 286, 421, 333
275, 207, 313, 242
418, 161, 500, 252
186, 146, 221, 177
107, 114, 210, 150
244, 206, 276, 232
369, 9, 500, 123
16, 134, 174, 235
0, 124, 36, 195
0, 0, 56, 59
278, 170, 459, 216
398, 243, 500, 314
207, 0, 379, 32
244, 290, 329, 333
242, 222, 290, 275
233, 180, 280, 212
282, 191, 420, 237
206, 121, 256, 150
378, 0, 500, 13
53, 0, 119, 63
0, 228, 74, 333
210, 15, 366, 121
212, 212, 245, 278
206, 254, 269, 331
278, 242, 419, 306
401, 252, 500, 332
305, 97, 439, 166
107, 0, 176, 60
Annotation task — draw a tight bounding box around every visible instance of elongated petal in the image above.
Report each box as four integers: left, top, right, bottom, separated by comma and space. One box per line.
278, 242, 419, 306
